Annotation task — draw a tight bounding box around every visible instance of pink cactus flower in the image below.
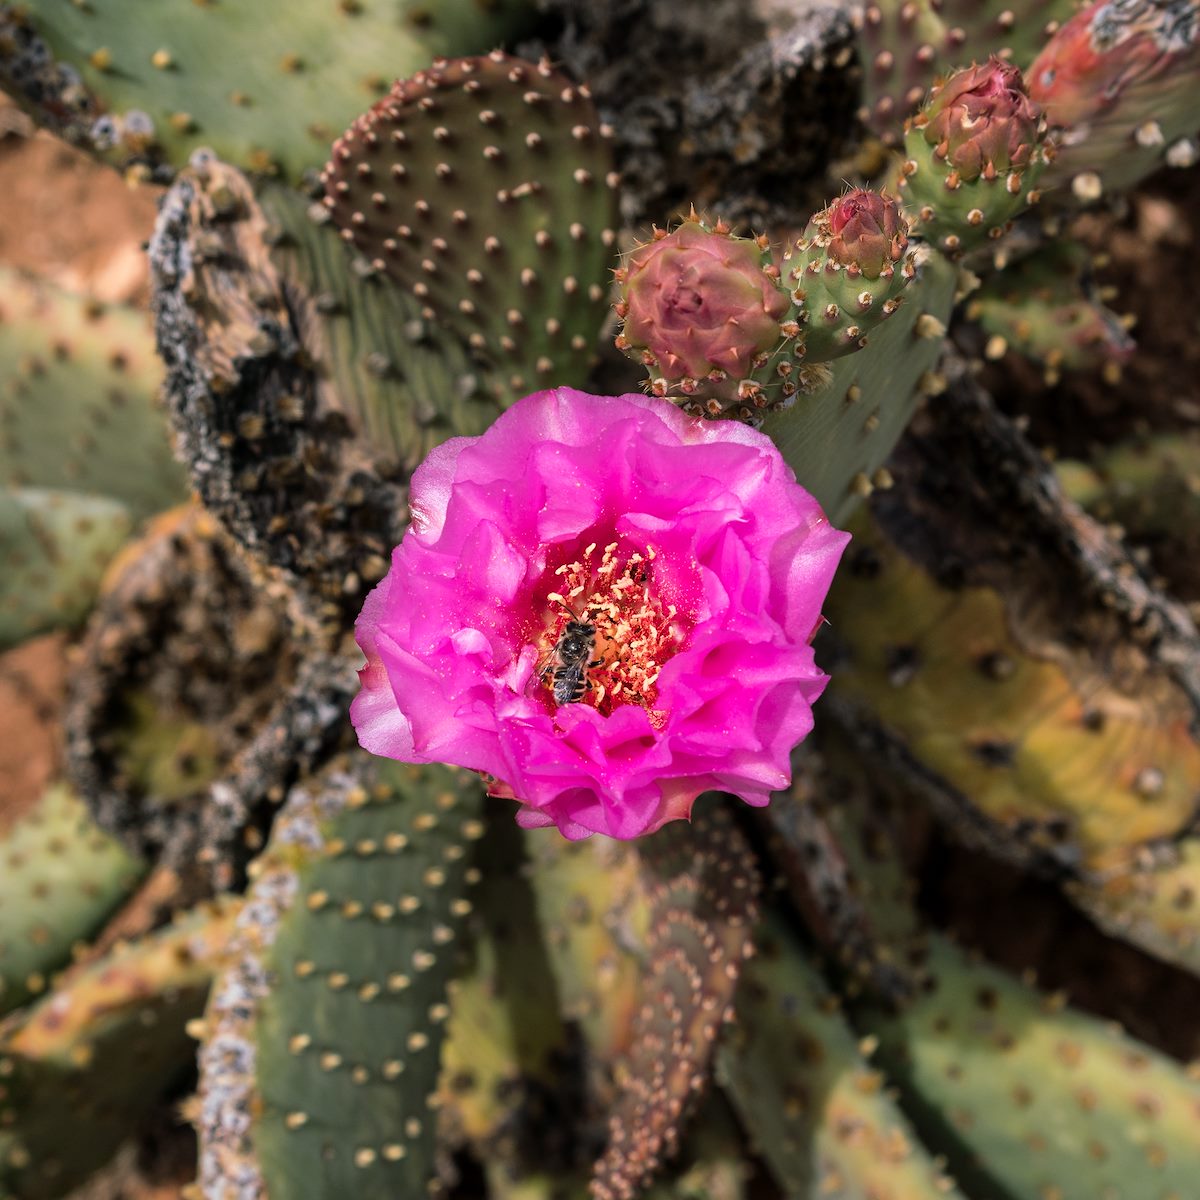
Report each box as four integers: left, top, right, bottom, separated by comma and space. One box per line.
352, 388, 849, 840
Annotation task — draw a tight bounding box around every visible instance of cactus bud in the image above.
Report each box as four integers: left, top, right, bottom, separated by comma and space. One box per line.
615, 217, 798, 421
922, 59, 1041, 181
898, 58, 1051, 255
782, 189, 917, 364
825, 189, 910, 277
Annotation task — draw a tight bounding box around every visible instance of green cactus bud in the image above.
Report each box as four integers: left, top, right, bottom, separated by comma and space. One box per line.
322, 52, 619, 406
0, 783, 144, 1017
781, 188, 918, 363
898, 58, 1053, 255
196, 753, 483, 1199
615, 215, 797, 418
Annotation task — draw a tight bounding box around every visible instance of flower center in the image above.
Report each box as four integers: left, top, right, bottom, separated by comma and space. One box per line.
536, 539, 682, 721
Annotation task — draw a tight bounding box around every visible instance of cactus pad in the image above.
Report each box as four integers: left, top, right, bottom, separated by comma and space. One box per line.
1028, 0, 1200, 201
0, 783, 143, 1017
865, 935, 1200, 1200
717, 916, 966, 1200
322, 52, 619, 405
828, 509, 1200, 876
590, 800, 761, 1200
0, 487, 134, 650
967, 242, 1135, 378
761, 246, 957, 522
0, 898, 236, 1200
0, 0, 535, 180
0, 268, 185, 518
197, 753, 483, 1199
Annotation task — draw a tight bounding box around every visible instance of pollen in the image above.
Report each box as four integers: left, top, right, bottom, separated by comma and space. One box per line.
537, 539, 682, 722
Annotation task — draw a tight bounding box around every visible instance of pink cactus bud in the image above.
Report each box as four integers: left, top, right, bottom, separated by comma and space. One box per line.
824, 189, 909, 277
620, 222, 790, 382
922, 58, 1043, 181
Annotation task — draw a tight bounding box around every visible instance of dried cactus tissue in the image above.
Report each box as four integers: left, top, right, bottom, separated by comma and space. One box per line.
0, 1, 1198, 1198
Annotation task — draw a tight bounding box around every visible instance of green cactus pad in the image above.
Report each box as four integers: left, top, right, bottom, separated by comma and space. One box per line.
967, 243, 1134, 378
590, 800, 761, 1200
197, 753, 484, 1199
0, 0, 534, 181
717, 915, 967, 1200
258, 180, 499, 471
1058, 434, 1200, 603
761, 247, 957, 523
864, 934, 1200, 1200
827, 510, 1200, 875
437, 814, 572, 1171
0, 782, 144, 1017
0, 268, 185, 517
322, 52, 619, 405
854, 0, 1074, 144
0, 898, 236, 1200
0, 486, 134, 649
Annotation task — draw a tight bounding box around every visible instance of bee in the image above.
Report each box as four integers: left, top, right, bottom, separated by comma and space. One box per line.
540, 618, 604, 705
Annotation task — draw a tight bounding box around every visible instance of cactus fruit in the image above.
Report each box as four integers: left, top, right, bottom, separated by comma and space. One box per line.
322, 52, 619, 406
780, 188, 918, 363
863, 934, 1200, 1200
0, 0, 535, 180
897, 58, 1052, 254
614, 215, 795, 418
0, 783, 144, 1017
0, 897, 237, 1200
717, 915, 966, 1200
1028, 0, 1200, 201
196, 753, 483, 1199
966, 242, 1135, 379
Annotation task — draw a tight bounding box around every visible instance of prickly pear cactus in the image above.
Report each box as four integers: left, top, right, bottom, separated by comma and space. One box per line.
4, 7, 1200, 1200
